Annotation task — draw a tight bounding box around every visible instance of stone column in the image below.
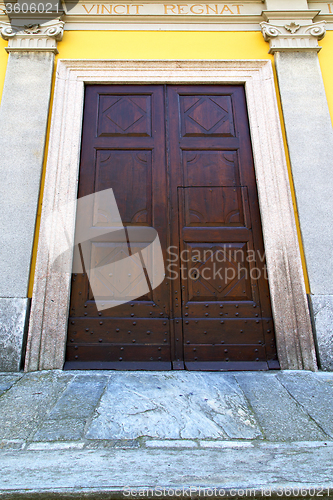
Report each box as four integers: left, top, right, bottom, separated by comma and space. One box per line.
0, 19, 64, 371
261, 11, 333, 370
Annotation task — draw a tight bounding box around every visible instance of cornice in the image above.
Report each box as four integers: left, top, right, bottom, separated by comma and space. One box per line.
260, 20, 326, 53
1, 2, 333, 31
0, 18, 64, 52
262, 10, 320, 22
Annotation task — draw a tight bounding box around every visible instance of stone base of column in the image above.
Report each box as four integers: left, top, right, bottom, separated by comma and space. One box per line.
0, 298, 30, 371
309, 295, 333, 371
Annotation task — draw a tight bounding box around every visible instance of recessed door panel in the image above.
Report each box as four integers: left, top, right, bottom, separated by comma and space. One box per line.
95, 150, 152, 225
183, 151, 239, 187
97, 94, 152, 137
180, 95, 235, 137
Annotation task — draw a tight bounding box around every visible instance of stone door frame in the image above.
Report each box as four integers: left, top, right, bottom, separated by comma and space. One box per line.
24, 59, 317, 371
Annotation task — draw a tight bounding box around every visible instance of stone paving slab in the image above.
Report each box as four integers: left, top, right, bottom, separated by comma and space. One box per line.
31, 374, 109, 442
86, 372, 262, 441
234, 372, 327, 441
277, 371, 333, 438
0, 373, 23, 396
32, 418, 88, 442
0, 371, 72, 441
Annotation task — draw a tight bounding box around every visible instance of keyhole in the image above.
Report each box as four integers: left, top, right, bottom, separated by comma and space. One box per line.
191, 269, 199, 280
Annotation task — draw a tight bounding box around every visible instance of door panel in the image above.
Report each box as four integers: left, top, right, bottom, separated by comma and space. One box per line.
66, 85, 171, 370
183, 152, 239, 187
183, 186, 248, 226
183, 243, 254, 302
97, 94, 152, 137
179, 95, 235, 137
95, 150, 152, 225
65, 84, 279, 371
167, 85, 279, 370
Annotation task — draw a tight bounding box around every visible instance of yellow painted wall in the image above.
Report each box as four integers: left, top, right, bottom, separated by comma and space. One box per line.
0, 37, 8, 104
318, 30, 333, 128
0, 30, 307, 296
56, 30, 272, 60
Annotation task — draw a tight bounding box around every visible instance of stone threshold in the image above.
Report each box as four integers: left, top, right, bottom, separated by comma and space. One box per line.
1, 444, 333, 499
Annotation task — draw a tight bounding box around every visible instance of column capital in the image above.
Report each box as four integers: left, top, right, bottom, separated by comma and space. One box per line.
260, 20, 326, 53
0, 18, 64, 53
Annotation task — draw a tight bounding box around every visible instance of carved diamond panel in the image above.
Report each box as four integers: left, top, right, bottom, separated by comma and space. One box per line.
186, 243, 253, 302
107, 100, 143, 131
180, 96, 235, 137
189, 100, 226, 131
89, 242, 150, 301
98, 95, 151, 136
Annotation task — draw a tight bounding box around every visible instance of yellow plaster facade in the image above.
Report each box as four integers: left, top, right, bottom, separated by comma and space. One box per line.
56, 30, 272, 60
0, 37, 8, 101
318, 30, 333, 128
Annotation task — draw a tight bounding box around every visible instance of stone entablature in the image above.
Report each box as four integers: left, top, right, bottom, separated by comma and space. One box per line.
0, 1, 333, 30
0, 18, 64, 52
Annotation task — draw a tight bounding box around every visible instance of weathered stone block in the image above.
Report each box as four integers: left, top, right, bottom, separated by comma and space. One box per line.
310, 294, 333, 371
0, 298, 30, 371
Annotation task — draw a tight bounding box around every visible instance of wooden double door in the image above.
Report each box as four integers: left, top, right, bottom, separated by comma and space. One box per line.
65, 84, 279, 371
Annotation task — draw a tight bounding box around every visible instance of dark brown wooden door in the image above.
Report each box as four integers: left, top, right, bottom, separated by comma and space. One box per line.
167, 86, 278, 370
66, 85, 172, 369
65, 84, 279, 371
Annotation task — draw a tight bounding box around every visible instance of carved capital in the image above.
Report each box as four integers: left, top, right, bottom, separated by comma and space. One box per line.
260, 21, 326, 53
0, 18, 64, 53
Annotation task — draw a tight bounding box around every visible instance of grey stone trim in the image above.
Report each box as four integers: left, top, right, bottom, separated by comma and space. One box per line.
310, 295, 333, 371
0, 298, 30, 371
271, 48, 333, 371
262, 10, 321, 23
0, 51, 54, 298
264, 0, 309, 9
274, 51, 333, 296
24, 60, 317, 372
13, 1, 333, 31
0, 19, 64, 53
0, 41, 58, 370
260, 20, 326, 53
